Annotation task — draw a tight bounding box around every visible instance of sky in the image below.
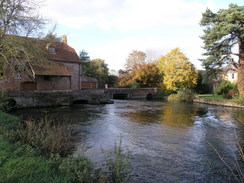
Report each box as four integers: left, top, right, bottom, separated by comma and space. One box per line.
40, 0, 243, 72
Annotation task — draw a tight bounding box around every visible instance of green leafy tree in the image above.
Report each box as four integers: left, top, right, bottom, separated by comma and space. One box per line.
157, 48, 198, 92
43, 32, 61, 42
195, 71, 212, 94
118, 63, 163, 88
108, 74, 118, 87
215, 80, 237, 95
82, 58, 109, 88
125, 50, 146, 71
200, 4, 244, 93
79, 50, 90, 63
0, 0, 46, 73
79, 50, 90, 75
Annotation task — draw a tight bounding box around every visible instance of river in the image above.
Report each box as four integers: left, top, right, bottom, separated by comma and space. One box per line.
12, 100, 244, 183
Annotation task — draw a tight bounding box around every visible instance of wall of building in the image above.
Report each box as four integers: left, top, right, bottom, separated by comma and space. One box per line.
224, 70, 237, 83
62, 62, 80, 90
35, 76, 71, 91
81, 82, 98, 89
0, 68, 33, 91
1, 62, 80, 91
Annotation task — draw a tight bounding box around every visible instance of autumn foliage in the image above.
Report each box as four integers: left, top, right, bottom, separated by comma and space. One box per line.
118, 63, 163, 88
118, 48, 198, 91
157, 48, 198, 92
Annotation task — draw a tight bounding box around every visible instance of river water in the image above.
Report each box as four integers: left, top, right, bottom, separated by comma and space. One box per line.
13, 100, 244, 183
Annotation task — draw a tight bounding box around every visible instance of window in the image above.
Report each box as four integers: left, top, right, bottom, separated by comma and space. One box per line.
16, 74, 22, 80
232, 73, 235, 79
48, 46, 56, 54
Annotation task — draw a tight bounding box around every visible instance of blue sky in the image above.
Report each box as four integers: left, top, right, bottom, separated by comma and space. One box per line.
40, 0, 243, 72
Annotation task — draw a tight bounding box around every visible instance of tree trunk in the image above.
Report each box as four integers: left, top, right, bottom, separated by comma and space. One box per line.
237, 41, 244, 94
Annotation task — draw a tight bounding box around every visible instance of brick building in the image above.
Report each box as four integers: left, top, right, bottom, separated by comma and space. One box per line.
0, 37, 81, 91
80, 76, 98, 89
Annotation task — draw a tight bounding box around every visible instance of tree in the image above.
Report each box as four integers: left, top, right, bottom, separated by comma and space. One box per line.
200, 4, 244, 93
79, 50, 90, 75
125, 50, 146, 71
79, 50, 90, 62
157, 48, 198, 92
108, 74, 118, 87
195, 71, 212, 94
118, 63, 163, 88
43, 33, 61, 42
81, 58, 109, 88
43, 25, 61, 42
0, 0, 45, 73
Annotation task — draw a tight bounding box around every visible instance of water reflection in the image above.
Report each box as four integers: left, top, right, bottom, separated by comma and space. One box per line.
121, 102, 210, 128
160, 102, 196, 127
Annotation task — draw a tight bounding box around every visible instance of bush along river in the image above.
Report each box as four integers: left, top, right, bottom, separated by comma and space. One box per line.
12, 100, 244, 183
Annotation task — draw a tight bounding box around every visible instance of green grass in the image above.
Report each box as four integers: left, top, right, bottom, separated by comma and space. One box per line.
198, 94, 225, 100
198, 94, 244, 106
0, 134, 66, 183
0, 114, 66, 183
0, 112, 20, 130
0, 111, 131, 183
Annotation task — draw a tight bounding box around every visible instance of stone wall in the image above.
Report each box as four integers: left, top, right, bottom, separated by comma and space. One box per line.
106, 88, 158, 99
194, 98, 244, 108
7, 88, 157, 108
8, 90, 110, 108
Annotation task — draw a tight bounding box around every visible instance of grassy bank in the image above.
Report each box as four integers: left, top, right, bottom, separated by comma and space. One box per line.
198, 94, 225, 100
0, 112, 130, 183
198, 94, 244, 106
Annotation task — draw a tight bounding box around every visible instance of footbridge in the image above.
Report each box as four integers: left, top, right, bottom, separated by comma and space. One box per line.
106, 88, 158, 99
6, 88, 158, 108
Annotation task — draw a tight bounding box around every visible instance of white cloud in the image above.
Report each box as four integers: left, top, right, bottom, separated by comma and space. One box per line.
41, 0, 206, 31
40, 0, 241, 71
84, 34, 204, 71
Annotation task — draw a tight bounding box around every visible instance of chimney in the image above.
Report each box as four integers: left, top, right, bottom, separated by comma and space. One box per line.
61, 35, 67, 44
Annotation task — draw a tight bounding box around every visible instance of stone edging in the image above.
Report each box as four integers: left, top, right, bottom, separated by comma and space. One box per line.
193, 98, 244, 109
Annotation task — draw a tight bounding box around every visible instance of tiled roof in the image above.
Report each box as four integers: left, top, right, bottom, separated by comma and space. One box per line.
47, 42, 81, 63
32, 64, 71, 76
223, 64, 237, 72
9, 35, 81, 63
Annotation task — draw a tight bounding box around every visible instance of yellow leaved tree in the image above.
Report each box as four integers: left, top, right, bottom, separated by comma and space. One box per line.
157, 48, 198, 92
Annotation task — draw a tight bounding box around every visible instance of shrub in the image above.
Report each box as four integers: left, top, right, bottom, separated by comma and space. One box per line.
0, 90, 16, 112
59, 156, 93, 183
103, 138, 130, 183
151, 90, 166, 100
0, 112, 20, 130
18, 116, 73, 156
215, 80, 238, 95
168, 89, 195, 102
223, 89, 238, 99
234, 93, 244, 105
228, 89, 237, 97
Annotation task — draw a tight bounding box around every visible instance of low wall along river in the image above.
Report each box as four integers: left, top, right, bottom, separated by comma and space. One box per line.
7, 88, 157, 108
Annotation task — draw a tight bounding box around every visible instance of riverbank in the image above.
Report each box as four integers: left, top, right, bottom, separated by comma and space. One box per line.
0, 111, 129, 183
194, 95, 244, 108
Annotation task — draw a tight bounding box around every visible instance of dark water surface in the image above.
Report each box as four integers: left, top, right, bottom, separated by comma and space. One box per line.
13, 100, 244, 183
